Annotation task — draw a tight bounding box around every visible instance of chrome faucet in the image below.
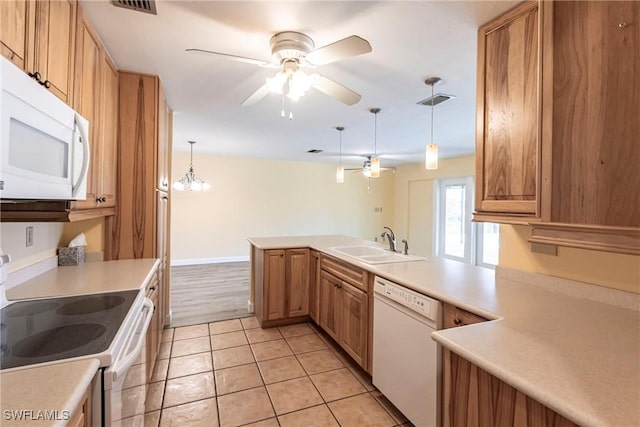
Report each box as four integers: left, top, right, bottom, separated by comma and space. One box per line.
380, 226, 397, 252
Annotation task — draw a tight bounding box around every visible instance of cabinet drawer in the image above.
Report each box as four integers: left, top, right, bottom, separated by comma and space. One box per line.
320, 255, 368, 292
443, 303, 487, 329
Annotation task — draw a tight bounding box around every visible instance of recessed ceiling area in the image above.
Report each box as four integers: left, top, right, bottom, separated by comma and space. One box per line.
81, 1, 517, 167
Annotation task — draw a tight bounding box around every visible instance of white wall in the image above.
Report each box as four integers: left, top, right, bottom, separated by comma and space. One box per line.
0, 223, 64, 273
170, 153, 394, 263
393, 156, 475, 257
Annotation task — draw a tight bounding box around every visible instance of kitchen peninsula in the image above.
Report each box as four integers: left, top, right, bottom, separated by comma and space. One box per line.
249, 235, 640, 427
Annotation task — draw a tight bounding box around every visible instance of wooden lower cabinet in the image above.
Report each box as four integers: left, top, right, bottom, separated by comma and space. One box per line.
319, 270, 341, 340
145, 273, 161, 383
443, 350, 578, 427
318, 262, 369, 371
339, 281, 368, 367
253, 247, 310, 325
68, 372, 96, 427
308, 250, 321, 323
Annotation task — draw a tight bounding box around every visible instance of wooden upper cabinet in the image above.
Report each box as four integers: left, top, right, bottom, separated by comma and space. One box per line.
113, 72, 159, 259
71, 10, 101, 210
475, 1, 540, 221
157, 85, 170, 192
0, 0, 33, 69
1, 0, 76, 103
544, 1, 640, 227
530, 0, 640, 254
97, 52, 118, 208
31, 0, 77, 103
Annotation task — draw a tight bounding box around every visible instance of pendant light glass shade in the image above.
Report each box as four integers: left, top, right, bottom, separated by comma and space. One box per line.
370, 157, 380, 178
370, 108, 381, 178
173, 141, 210, 192
425, 144, 438, 170
424, 77, 440, 170
335, 126, 345, 184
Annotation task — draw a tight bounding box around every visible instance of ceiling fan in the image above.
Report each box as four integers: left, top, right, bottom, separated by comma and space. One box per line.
186, 31, 372, 106
345, 155, 396, 177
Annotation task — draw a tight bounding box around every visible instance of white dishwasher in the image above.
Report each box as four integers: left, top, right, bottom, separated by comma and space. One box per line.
372, 276, 442, 427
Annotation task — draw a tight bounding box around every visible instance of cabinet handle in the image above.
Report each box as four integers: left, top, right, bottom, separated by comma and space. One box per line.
150, 285, 157, 291
453, 318, 462, 326
28, 71, 42, 82
42, 80, 51, 89
97, 196, 107, 203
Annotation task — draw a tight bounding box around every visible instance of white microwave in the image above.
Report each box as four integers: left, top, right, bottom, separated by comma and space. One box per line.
0, 56, 89, 201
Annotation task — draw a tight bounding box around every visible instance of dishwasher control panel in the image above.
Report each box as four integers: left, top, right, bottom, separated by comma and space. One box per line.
374, 276, 439, 320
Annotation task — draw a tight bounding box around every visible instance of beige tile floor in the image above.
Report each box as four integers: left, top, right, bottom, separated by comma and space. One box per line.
145, 317, 414, 427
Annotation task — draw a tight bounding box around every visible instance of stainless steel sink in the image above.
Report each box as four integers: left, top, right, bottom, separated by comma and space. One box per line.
329, 245, 426, 264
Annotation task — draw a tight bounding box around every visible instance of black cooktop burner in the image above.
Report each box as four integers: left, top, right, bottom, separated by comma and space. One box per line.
0, 290, 139, 370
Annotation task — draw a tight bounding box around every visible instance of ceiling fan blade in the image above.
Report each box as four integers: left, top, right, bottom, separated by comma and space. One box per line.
185, 48, 273, 67
304, 35, 372, 66
311, 74, 361, 105
241, 83, 271, 106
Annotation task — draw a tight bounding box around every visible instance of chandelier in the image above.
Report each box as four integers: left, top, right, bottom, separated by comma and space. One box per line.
172, 141, 210, 192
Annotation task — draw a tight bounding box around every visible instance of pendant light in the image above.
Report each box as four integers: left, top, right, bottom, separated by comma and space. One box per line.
172, 141, 210, 191
370, 108, 381, 178
336, 126, 345, 184
424, 77, 440, 170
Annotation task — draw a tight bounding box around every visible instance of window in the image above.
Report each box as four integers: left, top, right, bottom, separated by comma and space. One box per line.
437, 178, 473, 262
476, 222, 499, 268
436, 177, 499, 268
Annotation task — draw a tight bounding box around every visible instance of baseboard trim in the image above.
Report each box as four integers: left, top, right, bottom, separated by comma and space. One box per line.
171, 256, 250, 267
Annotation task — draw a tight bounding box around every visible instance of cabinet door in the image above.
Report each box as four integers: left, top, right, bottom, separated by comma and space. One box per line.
339, 281, 368, 368
475, 1, 539, 218
0, 0, 32, 69
547, 1, 640, 227
115, 73, 159, 259
97, 52, 118, 208
286, 248, 309, 317
264, 250, 286, 320
145, 283, 160, 383
157, 85, 170, 191
71, 12, 101, 209
308, 251, 320, 323
319, 271, 341, 341
31, 0, 76, 103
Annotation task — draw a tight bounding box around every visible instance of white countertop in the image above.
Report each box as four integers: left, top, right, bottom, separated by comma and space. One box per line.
248, 235, 640, 427
6, 258, 160, 300
0, 358, 99, 427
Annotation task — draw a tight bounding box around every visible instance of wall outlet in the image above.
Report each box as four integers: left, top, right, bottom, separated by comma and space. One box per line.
25, 226, 34, 247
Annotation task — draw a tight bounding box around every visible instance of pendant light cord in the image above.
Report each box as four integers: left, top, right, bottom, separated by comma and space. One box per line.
339, 129, 343, 167
430, 83, 434, 145
374, 112, 377, 156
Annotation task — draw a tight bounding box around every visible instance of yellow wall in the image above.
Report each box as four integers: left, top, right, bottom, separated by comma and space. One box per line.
170, 153, 394, 262
500, 225, 640, 294
61, 218, 104, 253
393, 156, 475, 257
0, 223, 64, 273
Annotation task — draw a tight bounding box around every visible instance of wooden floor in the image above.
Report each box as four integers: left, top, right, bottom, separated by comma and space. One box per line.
170, 262, 252, 328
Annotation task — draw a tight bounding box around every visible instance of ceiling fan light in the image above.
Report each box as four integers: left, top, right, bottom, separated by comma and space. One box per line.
266, 72, 286, 94
336, 166, 344, 184
370, 156, 380, 178
425, 144, 438, 170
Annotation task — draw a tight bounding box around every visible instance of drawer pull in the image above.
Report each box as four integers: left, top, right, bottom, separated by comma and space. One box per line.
453, 318, 462, 326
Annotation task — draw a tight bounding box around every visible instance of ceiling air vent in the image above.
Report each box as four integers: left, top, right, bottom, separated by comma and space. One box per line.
111, 0, 157, 15
417, 93, 456, 107
307, 149, 323, 154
